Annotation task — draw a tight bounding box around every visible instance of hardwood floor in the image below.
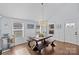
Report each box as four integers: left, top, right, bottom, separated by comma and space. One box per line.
2, 40, 79, 55
2, 43, 31, 55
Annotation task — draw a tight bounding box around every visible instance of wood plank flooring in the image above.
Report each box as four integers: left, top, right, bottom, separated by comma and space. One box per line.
2, 40, 79, 55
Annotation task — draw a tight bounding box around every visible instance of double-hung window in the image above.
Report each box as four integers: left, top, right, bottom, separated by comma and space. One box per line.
12, 23, 24, 37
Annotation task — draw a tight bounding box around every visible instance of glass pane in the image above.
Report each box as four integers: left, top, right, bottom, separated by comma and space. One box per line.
36, 25, 40, 29
49, 24, 54, 29
27, 24, 34, 29
13, 23, 22, 29
14, 31, 23, 37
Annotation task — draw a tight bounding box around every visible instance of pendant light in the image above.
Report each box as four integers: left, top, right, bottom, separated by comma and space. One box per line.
40, 3, 48, 36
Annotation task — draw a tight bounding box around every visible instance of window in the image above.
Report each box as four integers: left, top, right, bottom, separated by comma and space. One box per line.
12, 23, 24, 37
49, 30, 54, 34
66, 23, 75, 27
49, 24, 54, 29
49, 24, 54, 34
14, 31, 23, 37
13, 23, 22, 29
27, 24, 34, 29
36, 25, 40, 29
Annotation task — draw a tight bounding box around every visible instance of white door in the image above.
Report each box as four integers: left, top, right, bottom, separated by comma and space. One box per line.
65, 23, 77, 45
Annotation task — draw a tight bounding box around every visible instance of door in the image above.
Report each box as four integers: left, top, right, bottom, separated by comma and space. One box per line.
65, 22, 77, 45
65, 22, 78, 54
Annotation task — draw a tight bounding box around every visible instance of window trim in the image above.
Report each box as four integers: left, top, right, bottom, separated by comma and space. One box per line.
12, 23, 24, 37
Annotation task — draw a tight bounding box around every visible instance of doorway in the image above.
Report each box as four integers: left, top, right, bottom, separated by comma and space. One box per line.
65, 22, 78, 44
64, 22, 78, 54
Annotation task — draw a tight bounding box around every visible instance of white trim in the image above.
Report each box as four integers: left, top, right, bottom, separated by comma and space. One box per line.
12, 22, 24, 37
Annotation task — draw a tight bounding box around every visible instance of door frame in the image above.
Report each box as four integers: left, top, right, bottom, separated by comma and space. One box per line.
64, 21, 78, 45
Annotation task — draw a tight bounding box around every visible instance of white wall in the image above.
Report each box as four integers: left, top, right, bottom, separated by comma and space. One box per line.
0, 3, 42, 21
0, 16, 37, 45
0, 17, 2, 50
0, 3, 79, 48
43, 3, 79, 44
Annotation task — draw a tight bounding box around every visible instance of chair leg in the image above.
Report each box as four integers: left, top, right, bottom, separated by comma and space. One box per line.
38, 50, 41, 55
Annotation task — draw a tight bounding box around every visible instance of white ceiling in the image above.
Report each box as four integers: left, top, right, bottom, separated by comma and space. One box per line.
0, 3, 79, 21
